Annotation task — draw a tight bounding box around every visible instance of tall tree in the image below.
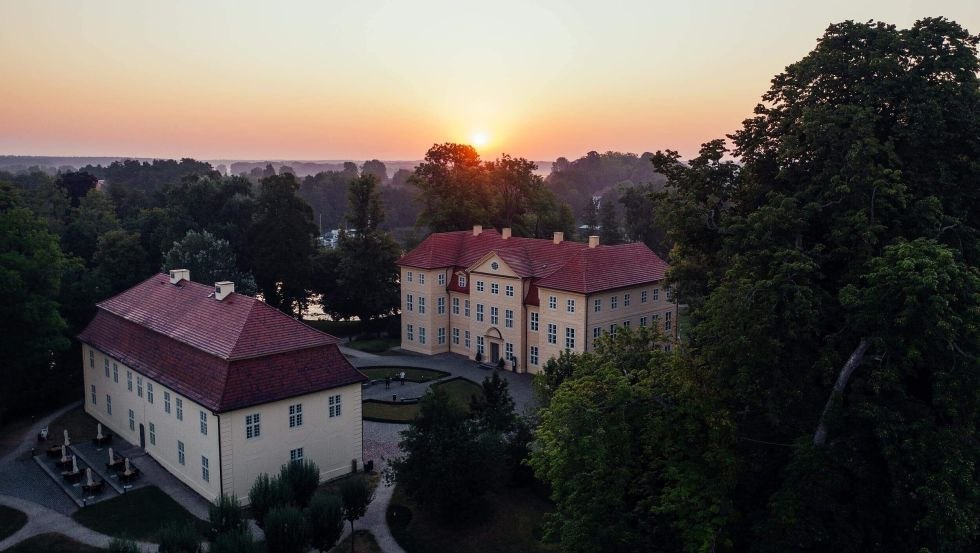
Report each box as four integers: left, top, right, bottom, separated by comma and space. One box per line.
62, 190, 120, 262
93, 229, 149, 295
410, 143, 487, 231
598, 195, 622, 244
247, 173, 318, 315
163, 230, 257, 295
361, 159, 388, 185
581, 197, 599, 236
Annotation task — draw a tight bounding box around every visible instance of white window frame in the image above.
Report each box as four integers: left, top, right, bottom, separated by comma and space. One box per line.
164, 391, 171, 414
452, 327, 460, 345
458, 274, 466, 287
149, 422, 156, 446
438, 273, 446, 286
624, 293, 631, 307
329, 394, 342, 418
529, 346, 539, 365
505, 285, 514, 297
290, 448, 304, 462
418, 296, 426, 314
476, 304, 484, 322
199, 410, 208, 435
178, 441, 185, 465
505, 309, 513, 328
611, 296, 619, 309
128, 409, 135, 431
641, 290, 648, 303
176, 397, 183, 420
452, 297, 460, 315
147, 382, 154, 404
202, 456, 210, 482
289, 403, 303, 428
437, 296, 445, 314
464, 299, 471, 317
246, 413, 261, 439
419, 326, 427, 344
406, 271, 413, 283
547, 323, 557, 344
406, 294, 414, 312
491, 282, 499, 295
567, 299, 575, 313
476, 280, 484, 292
407, 323, 414, 341
565, 327, 576, 350
438, 327, 446, 344
90, 384, 97, 405
464, 330, 471, 348
530, 312, 539, 331
548, 296, 557, 309
106, 394, 112, 415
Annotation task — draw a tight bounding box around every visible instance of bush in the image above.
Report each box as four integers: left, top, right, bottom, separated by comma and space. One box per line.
306, 492, 344, 553
279, 459, 320, 508
341, 475, 375, 535
209, 527, 257, 553
249, 473, 293, 528
208, 494, 244, 538
107, 538, 140, 553
264, 505, 309, 553
157, 521, 200, 553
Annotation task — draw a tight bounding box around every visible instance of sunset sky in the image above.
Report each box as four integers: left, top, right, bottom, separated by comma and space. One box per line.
1, 1, 978, 162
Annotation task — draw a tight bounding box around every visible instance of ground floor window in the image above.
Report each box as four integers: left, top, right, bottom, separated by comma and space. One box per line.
90, 384, 97, 405
419, 327, 427, 345
565, 327, 576, 350
406, 324, 414, 341
452, 327, 460, 345
438, 327, 446, 345
290, 448, 304, 462
149, 422, 156, 446
476, 336, 485, 356
128, 409, 135, 431
106, 395, 112, 415
505, 342, 513, 359
201, 456, 210, 482
529, 346, 539, 366
178, 441, 185, 465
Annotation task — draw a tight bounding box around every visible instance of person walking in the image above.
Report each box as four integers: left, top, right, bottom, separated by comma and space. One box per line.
385, 375, 391, 389
400, 371, 406, 386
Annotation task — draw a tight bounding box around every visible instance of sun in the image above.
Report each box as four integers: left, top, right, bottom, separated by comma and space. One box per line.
471, 132, 489, 148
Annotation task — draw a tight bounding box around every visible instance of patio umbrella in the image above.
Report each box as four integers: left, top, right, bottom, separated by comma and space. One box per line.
124, 457, 130, 473
108, 447, 115, 464
63, 429, 70, 447
60, 445, 68, 463
71, 455, 78, 474
97, 423, 103, 440
86, 468, 94, 486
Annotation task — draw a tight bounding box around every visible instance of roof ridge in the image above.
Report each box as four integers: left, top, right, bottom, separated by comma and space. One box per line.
225, 294, 259, 361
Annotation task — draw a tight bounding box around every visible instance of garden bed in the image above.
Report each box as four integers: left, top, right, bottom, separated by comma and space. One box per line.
362, 377, 482, 423
359, 366, 449, 383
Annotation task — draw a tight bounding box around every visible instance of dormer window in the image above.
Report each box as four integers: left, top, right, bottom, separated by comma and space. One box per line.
458, 275, 466, 288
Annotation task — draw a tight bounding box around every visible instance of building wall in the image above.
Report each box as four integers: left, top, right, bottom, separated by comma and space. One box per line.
467, 254, 526, 368
222, 383, 362, 502
400, 267, 451, 355
82, 344, 221, 501
586, 284, 678, 349
533, 288, 588, 366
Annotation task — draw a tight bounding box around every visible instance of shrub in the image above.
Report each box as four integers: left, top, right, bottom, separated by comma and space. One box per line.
279, 459, 320, 508
157, 521, 200, 553
249, 473, 293, 528
306, 492, 344, 552
341, 475, 375, 537
264, 505, 309, 553
209, 527, 258, 553
208, 494, 244, 538
107, 538, 140, 553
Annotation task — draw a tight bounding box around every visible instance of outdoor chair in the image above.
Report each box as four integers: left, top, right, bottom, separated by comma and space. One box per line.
82, 479, 106, 494
106, 458, 125, 471
92, 434, 113, 446
62, 469, 82, 483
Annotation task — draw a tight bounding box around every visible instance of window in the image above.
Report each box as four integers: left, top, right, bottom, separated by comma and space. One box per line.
418, 273, 425, 285
419, 327, 426, 344
127, 371, 132, 391
594, 299, 601, 312
476, 280, 484, 292
476, 304, 484, 322
106, 395, 112, 415
530, 312, 539, 331
529, 346, 539, 365
176, 398, 183, 420
406, 294, 414, 312
609, 324, 618, 336
640, 316, 648, 327
289, 404, 303, 428
437, 296, 445, 314
505, 309, 514, 328
593, 327, 601, 344
505, 285, 514, 297
406, 324, 414, 341
89, 349, 95, 368
147, 383, 154, 404
611, 296, 619, 309
104, 358, 109, 378
200, 410, 208, 435
438, 327, 446, 345
505, 342, 513, 359
476, 336, 485, 356
490, 306, 499, 325
653, 288, 660, 301
329, 394, 342, 418
548, 296, 557, 309
164, 392, 171, 414
90, 385, 97, 405
624, 293, 631, 307
128, 409, 135, 431
149, 422, 156, 446
290, 448, 304, 462
623, 320, 631, 328
491, 283, 499, 295
458, 274, 466, 287
178, 441, 185, 465
567, 299, 575, 313
464, 330, 471, 348
641, 290, 648, 303
201, 456, 210, 482
652, 313, 660, 322
565, 327, 576, 349
137, 376, 143, 398
665, 311, 673, 331
666, 286, 673, 301
438, 273, 446, 286
112, 363, 118, 383
452, 327, 460, 345
452, 297, 460, 315
406, 271, 413, 283
246, 413, 261, 439
664, 343, 672, 353
464, 300, 471, 317
418, 296, 426, 314
547, 323, 557, 344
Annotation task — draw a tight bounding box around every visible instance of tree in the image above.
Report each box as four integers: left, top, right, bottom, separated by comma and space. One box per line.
163, 230, 257, 295
486, 154, 543, 232
598, 195, 622, 244
157, 521, 201, 553
93, 229, 148, 295
346, 174, 385, 232
62, 189, 120, 262
410, 143, 488, 231
264, 505, 309, 553
209, 528, 257, 553
247, 173, 318, 314
56, 170, 97, 207
361, 159, 388, 185
532, 349, 578, 407
306, 492, 344, 553
620, 183, 668, 256
209, 494, 244, 537
582, 197, 599, 236
340, 476, 374, 553
279, 459, 320, 509
470, 371, 517, 433
248, 473, 293, 528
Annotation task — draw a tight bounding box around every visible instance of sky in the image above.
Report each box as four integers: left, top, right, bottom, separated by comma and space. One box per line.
1, 0, 978, 162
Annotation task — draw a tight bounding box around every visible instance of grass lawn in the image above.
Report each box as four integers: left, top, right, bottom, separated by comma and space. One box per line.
347, 337, 401, 353
4, 533, 106, 553
45, 405, 103, 449
72, 486, 208, 542
387, 485, 558, 553
0, 505, 28, 541
329, 529, 383, 553
362, 377, 483, 423
318, 471, 381, 497
360, 366, 449, 383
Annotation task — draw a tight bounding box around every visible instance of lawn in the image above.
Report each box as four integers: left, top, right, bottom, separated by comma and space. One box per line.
360, 366, 449, 383
72, 486, 208, 542
4, 533, 106, 553
387, 485, 558, 553
0, 505, 28, 541
347, 337, 401, 353
330, 529, 383, 553
362, 377, 483, 423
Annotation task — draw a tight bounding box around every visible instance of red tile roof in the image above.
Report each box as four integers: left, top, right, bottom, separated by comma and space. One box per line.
78, 274, 365, 412
398, 229, 669, 294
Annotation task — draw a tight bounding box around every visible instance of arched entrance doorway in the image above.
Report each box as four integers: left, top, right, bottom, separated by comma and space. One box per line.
485, 327, 503, 364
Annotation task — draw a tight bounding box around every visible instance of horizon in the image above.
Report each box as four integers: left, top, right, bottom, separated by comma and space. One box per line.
2, 1, 978, 161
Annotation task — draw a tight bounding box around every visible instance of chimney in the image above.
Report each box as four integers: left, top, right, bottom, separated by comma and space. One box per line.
589, 235, 599, 248
169, 269, 190, 285
553, 231, 564, 245
473, 224, 483, 236
214, 281, 235, 301
502, 227, 511, 239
